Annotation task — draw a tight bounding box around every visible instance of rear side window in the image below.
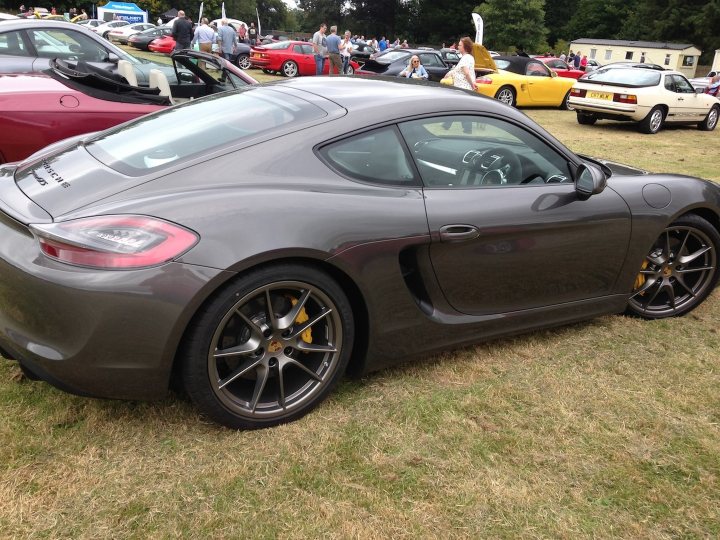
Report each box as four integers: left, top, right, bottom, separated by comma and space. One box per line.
320, 127, 418, 186
86, 88, 326, 175
0, 31, 29, 56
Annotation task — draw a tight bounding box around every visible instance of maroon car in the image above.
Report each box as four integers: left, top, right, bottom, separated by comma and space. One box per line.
0, 51, 257, 164
536, 56, 586, 79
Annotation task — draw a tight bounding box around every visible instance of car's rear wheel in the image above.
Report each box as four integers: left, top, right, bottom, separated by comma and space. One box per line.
639, 106, 665, 134
494, 86, 516, 107
281, 60, 299, 77
627, 214, 720, 319
576, 111, 597, 125
345, 64, 355, 76
236, 54, 251, 70
180, 264, 354, 429
560, 90, 571, 110
698, 105, 719, 131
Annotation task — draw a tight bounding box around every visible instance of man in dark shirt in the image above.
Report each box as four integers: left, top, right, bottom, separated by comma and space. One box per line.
172, 10, 194, 51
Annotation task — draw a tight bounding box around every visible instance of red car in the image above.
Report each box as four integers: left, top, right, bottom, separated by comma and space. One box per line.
0, 51, 257, 164
535, 56, 586, 79
250, 40, 360, 77
149, 34, 176, 55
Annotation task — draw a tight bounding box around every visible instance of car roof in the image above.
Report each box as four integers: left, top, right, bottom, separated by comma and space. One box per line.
267, 76, 522, 121
494, 55, 549, 74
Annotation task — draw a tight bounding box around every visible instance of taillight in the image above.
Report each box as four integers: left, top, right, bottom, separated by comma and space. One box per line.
614, 93, 637, 104
30, 215, 199, 269
475, 76, 493, 84
570, 88, 586, 97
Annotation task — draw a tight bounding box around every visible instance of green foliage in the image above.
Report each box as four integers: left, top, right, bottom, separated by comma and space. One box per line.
476, 0, 548, 52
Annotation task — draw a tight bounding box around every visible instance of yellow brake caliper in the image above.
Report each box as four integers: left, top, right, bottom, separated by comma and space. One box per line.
634, 260, 648, 293
289, 297, 312, 347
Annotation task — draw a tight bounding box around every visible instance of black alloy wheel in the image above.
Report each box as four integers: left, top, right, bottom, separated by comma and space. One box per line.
181, 264, 354, 429
627, 215, 720, 318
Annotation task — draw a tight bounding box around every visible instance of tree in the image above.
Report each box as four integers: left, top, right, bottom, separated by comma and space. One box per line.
563, 0, 636, 41
475, 0, 548, 52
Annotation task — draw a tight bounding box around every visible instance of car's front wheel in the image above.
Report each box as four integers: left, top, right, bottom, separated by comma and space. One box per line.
236, 54, 251, 70
494, 86, 516, 107
698, 105, 719, 131
180, 264, 354, 429
560, 90, 571, 110
576, 111, 597, 125
627, 214, 720, 319
639, 106, 665, 134
281, 60, 299, 77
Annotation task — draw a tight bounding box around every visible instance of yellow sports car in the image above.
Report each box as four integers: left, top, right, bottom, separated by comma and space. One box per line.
472, 52, 576, 109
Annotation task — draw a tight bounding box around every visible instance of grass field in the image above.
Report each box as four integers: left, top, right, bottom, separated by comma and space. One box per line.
1, 52, 719, 538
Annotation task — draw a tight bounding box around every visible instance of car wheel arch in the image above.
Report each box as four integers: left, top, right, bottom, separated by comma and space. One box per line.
169, 256, 371, 389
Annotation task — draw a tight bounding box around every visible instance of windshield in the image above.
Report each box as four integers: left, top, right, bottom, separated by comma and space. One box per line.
583, 68, 661, 87
85, 88, 326, 175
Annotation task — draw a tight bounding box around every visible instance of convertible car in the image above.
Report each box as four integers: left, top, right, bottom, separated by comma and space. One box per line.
474, 55, 577, 108
0, 51, 257, 164
0, 78, 718, 430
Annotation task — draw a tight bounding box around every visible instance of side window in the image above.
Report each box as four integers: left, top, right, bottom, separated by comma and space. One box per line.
419, 53, 443, 67
547, 60, 563, 69
301, 44, 314, 55
672, 75, 694, 93
663, 75, 675, 92
398, 115, 572, 188
526, 62, 549, 77
293, 44, 304, 54
320, 126, 417, 186
28, 29, 108, 62
0, 31, 29, 56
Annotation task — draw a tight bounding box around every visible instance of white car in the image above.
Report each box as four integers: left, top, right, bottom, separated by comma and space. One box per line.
93, 20, 129, 39
569, 66, 719, 134
690, 70, 718, 92
107, 22, 156, 45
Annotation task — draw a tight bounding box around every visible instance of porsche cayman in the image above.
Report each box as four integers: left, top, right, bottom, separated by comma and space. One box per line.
1, 78, 718, 430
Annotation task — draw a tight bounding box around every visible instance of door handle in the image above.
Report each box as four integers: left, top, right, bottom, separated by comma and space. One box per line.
439, 224, 480, 242
678, 97, 684, 101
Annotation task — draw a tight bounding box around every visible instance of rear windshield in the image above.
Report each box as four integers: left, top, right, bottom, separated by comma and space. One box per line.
86, 88, 325, 175
259, 41, 291, 50
377, 50, 410, 63
582, 68, 661, 87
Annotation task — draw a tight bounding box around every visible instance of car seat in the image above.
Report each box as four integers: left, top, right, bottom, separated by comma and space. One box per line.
117, 59, 138, 86
149, 69, 174, 104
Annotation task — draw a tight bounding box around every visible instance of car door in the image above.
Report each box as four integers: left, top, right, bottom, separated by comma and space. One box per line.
661, 74, 683, 122
524, 61, 557, 104
669, 74, 707, 121
398, 114, 632, 315
418, 52, 447, 81
294, 43, 315, 75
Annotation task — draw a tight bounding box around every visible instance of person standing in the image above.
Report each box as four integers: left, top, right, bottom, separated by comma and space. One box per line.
580, 54, 588, 71
573, 51, 581, 69
340, 30, 353, 75
217, 18, 237, 61
312, 23, 327, 75
444, 37, 478, 91
191, 18, 215, 68
248, 22, 257, 45
326, 26, 342, 76
172, 10, 193, 51
238, 23, 247, 44
378, 36, 387, 51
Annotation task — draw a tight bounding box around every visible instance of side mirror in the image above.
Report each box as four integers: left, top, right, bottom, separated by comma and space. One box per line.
107, 52, 120, 64
575, 163, 607, 199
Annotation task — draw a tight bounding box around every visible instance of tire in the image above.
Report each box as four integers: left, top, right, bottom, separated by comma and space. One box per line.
494, 86, 516, 107
345, 64, 355, 76
626, 214, 720, 319
576, 111, 597, 125
698, 105, 719, 131
560, 90, 571, 110
236, 54, 251, 70
180, 263, 354, 429
281, 60, 298, 78
639, 106, 665, 134
102, 31, 110, 40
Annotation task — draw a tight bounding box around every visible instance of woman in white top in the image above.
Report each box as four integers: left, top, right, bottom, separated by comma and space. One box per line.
445, 37, 477, 91
340, 30, 353, 75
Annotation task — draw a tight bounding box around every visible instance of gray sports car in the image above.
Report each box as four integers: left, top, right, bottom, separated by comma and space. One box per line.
0, 77, 718, 430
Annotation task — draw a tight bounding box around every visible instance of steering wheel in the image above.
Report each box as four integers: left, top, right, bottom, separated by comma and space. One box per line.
468, 147, 523, 185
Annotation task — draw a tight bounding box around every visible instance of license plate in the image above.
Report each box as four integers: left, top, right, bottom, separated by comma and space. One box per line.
588, 91, 613, 100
